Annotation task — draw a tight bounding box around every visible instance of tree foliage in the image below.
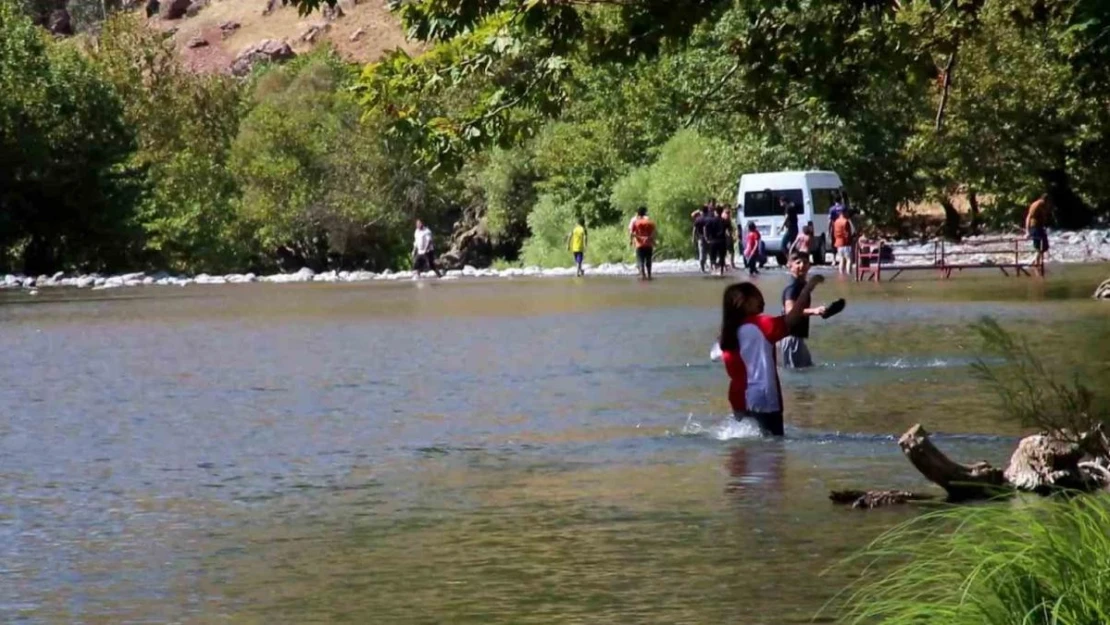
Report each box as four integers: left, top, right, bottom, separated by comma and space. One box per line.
0, 0, 140, 274
91, 14, 249, 272
5, 0, 1110, 274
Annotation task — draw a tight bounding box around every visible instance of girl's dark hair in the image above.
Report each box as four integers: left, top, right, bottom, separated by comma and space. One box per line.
746, 221, 757, 232
719, 282, 763, 352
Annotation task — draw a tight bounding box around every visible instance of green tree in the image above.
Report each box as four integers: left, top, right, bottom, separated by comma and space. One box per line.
91, 14, 250, 273
233, 52, 451, 270
0, 0, 140, 274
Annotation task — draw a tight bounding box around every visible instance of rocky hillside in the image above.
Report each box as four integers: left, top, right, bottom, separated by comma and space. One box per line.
145, 0, 417, 74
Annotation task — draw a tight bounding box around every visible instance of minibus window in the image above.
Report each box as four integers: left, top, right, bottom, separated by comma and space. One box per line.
742, 189, 803, 217
811, 188, 839, 214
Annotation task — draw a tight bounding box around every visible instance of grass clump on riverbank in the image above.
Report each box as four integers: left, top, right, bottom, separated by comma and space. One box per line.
832, 319, 1110, 624
835, 495, 1110, 624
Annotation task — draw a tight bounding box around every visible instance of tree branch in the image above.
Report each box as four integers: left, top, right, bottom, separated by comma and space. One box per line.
934, 50, 956, 133
682, 59, 741, 128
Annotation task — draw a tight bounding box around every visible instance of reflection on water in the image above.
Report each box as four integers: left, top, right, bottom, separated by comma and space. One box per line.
1, 265, 1108, 624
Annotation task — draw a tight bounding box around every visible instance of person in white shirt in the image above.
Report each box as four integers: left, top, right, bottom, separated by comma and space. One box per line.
412, 220, 441, 277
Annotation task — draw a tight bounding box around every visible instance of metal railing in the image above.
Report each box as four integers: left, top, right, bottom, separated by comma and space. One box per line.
854, 237, 1044, 282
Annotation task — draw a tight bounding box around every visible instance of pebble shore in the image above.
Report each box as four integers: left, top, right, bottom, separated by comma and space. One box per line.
3, 230, 1108, 293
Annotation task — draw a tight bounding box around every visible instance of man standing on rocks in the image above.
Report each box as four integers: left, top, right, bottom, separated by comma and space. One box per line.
412, 219, 442, 278
1025, 194, 1052, 270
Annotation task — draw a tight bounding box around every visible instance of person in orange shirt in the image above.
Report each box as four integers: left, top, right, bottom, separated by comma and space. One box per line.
629, 206, 657, 281
832, 211, 853, 275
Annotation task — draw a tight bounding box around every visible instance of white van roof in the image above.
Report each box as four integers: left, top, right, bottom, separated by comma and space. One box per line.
738, 170, 843, 190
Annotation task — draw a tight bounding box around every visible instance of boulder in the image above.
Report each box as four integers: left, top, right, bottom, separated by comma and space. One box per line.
1095, 278, 1110, 300
145, 0, 159, 17
300, 22, 329, 43
47, 9, 72, 36
218, 20, 241, 35
186, 35, 208, 48
184, 0, 203, 17
321, 2, 343, 20
160, 0, 191, 19
262, 0, 278, 16
231, 39, 295, 76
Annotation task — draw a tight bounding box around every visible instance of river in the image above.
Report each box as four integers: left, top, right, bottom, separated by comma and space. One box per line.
2, 265, 1108, 624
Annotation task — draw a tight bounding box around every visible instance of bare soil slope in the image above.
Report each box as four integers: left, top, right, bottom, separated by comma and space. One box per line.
153, 0, 419, 73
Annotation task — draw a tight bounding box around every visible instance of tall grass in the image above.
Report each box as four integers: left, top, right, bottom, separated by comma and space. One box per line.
970, 317, 1107, 438
830, 318, 1110, 624
833, 495, 1110, 624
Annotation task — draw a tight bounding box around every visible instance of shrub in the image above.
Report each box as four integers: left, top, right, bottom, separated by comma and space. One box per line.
833, 495, 1110, 625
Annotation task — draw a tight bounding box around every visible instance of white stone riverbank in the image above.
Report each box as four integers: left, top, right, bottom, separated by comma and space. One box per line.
2, 229, 1108, 292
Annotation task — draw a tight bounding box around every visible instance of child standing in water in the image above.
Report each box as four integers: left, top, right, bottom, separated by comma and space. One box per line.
742, 221, 762, 276
780, 251, 830, 369
566, 218, 588, 277
791, 222, 813, 256
718, 276, 823, 436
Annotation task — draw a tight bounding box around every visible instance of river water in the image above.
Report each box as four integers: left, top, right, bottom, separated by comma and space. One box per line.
2, 266, 1108, 624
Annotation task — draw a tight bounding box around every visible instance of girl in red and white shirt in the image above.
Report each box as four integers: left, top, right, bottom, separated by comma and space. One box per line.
717, 277, 823, 436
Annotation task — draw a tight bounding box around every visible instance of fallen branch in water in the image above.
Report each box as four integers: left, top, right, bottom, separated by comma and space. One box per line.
831, 423, 1110, 509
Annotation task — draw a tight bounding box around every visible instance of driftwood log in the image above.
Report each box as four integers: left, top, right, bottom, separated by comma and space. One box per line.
831, 423, 1110, 509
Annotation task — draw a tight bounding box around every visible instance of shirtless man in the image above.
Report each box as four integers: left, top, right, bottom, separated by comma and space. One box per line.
1025, 194, 1052, 269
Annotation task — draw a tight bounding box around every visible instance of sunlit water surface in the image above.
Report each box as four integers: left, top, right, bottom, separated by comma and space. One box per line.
2, 265, 1108, 624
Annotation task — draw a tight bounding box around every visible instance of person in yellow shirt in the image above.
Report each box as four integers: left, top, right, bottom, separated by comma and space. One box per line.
566, 218, 588, 277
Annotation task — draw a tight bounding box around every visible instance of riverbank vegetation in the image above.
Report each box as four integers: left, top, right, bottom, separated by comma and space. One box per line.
836, 495, 1110, 624
4, 0, 1110, 274
831, 319, 1110, 622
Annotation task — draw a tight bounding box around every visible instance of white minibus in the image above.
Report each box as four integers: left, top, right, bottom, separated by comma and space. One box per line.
734, 170, 847, 266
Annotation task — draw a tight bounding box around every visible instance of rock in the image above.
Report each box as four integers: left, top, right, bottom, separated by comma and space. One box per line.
145, 0, 159, 17
1095, 278, 1110, 300
262, 0, 279, 16
218, 20, 240, 36
300, 22, 329, 43
187, 36, 208, 48
184, 1, 203, 18
349, 28, 365, 42
51, 271, 64, 281
231, 39, 295, 77
76, 276, 95, 289
321, 2, 343, 20
160, 0, 191, 19
47, 9, 72, 36
121, 272, 146, 282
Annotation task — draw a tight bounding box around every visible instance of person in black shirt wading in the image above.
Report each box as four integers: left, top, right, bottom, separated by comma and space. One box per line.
703, 207, 729, 277
781, 251, 831, 368
692, 205, 710, 273
778, 196, 800, 259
